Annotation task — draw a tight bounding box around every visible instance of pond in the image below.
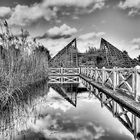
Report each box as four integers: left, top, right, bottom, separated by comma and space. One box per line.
0, 81, 134, 140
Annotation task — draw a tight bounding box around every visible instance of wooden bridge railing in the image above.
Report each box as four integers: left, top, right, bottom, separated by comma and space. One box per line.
48, 67, 80, 75
48, 68, 80, 83
48, 67, 140, 101
80, 66, 140, 102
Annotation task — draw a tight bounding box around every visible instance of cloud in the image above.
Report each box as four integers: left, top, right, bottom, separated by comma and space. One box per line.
29, 112, 106, 140
34, 88, 74, 112
36, 24, 77, 40
131, 38, 140, 49
39, 39, 70, 56
44, 0, 106, 17
42, 0, 106, 11
0, 7, 12, 18
79, 32, 105, 40
8, 4, 57, 26
38, 31, 105, 57
7, 0, 106, 26
118, 0, 140, 16
77, 32, 105, 52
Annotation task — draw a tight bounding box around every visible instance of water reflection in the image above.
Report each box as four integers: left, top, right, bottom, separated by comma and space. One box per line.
0, 81, 134, 140
49, 83, 78, 107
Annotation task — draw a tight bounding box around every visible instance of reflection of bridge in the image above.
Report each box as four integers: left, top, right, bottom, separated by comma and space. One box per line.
48, 67, 140, 139
48, 38, 140, 140
49, 83, 77, 107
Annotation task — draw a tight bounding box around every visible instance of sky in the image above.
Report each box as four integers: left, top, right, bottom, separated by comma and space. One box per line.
0, 0, 140, 58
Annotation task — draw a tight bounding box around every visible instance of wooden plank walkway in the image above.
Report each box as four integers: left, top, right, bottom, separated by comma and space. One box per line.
79, 74, 140, 118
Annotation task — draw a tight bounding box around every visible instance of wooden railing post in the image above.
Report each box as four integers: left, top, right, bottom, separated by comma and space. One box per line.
101, 67, 106, 107
60, 67, 63, 75
134, 66, 140, 102
112, 67, 119, 116
79, 67, 81, 74
95, 67, 98, 82
102, 67, 106, 86
86, 67, 87, 76
83, 67, 85, 75
90, 67, 93, 79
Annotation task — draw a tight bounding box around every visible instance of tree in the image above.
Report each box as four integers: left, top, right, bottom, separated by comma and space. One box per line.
122, 50, 128, 55
137, 55, 140, 62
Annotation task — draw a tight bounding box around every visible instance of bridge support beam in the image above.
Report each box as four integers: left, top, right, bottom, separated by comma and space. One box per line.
132, 116, 140, 140
101, 93, 106, 107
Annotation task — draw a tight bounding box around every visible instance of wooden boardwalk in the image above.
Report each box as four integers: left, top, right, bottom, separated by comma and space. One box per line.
80, 74, 140, 117
48, 67, 140, 140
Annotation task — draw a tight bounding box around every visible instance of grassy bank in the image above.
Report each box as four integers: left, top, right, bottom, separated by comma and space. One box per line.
0, 21, 50, 108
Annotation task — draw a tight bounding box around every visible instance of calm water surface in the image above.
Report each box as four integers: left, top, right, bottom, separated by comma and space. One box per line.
13, 81, 134, 140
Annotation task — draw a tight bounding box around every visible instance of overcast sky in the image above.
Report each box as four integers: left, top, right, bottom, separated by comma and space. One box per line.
0, 0, 140, 58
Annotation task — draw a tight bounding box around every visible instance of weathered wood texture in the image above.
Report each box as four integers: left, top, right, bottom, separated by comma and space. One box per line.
49, 38, 78, 68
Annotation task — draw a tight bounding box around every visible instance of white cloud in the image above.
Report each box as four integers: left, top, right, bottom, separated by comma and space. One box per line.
7, 0, 106, 26
77, 32, 105, 52
8, 4, 57, 26
0, 7, 12, 18
36, 24, 77, 40
42, 0, 105, 9
121, 38, 140, 58
35, 88, 74, 112
118, 0, 140, 15
29, 111, 106, 140
38, 31, 104, 56
119, 0, 140, 9
132, 38, 140, 45
48, 24, 77, 38
131, 38, 140, 54
79, 32, 105, 40
39, 39, 70, 56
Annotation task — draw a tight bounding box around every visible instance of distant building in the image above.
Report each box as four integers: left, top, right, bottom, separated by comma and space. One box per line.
79, 38, 139, 68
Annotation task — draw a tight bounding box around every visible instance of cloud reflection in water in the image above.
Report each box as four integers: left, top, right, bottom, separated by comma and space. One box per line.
16, 85, 133, 140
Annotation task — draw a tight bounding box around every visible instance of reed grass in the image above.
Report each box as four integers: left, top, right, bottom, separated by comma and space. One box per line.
0, 20, 49, 109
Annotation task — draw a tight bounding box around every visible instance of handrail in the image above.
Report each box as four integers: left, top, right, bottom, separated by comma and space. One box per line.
80, 66, 140, 102
48, 66, 140, 102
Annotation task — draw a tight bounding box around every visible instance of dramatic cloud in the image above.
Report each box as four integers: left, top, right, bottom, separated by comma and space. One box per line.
8, 4, 58, 26
0, 7, 12, 18
36, 24, 77, 40
118, 0, 140, 15
7, 0, 106, 26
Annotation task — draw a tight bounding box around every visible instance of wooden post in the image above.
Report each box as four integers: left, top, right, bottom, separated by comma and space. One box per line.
133, 65, 140, 140
83, 67, 85, 75
60, 67, 63, 75
102, 67, 106, 86
113, 67, 119, 116
88, 67, 90, 78
134, 66, 140, 102
95, 67, 98, 82
90, 67, 93, 79
101, 93, 106, 108
86, 67, 88, 77
132, 116, 140, 139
